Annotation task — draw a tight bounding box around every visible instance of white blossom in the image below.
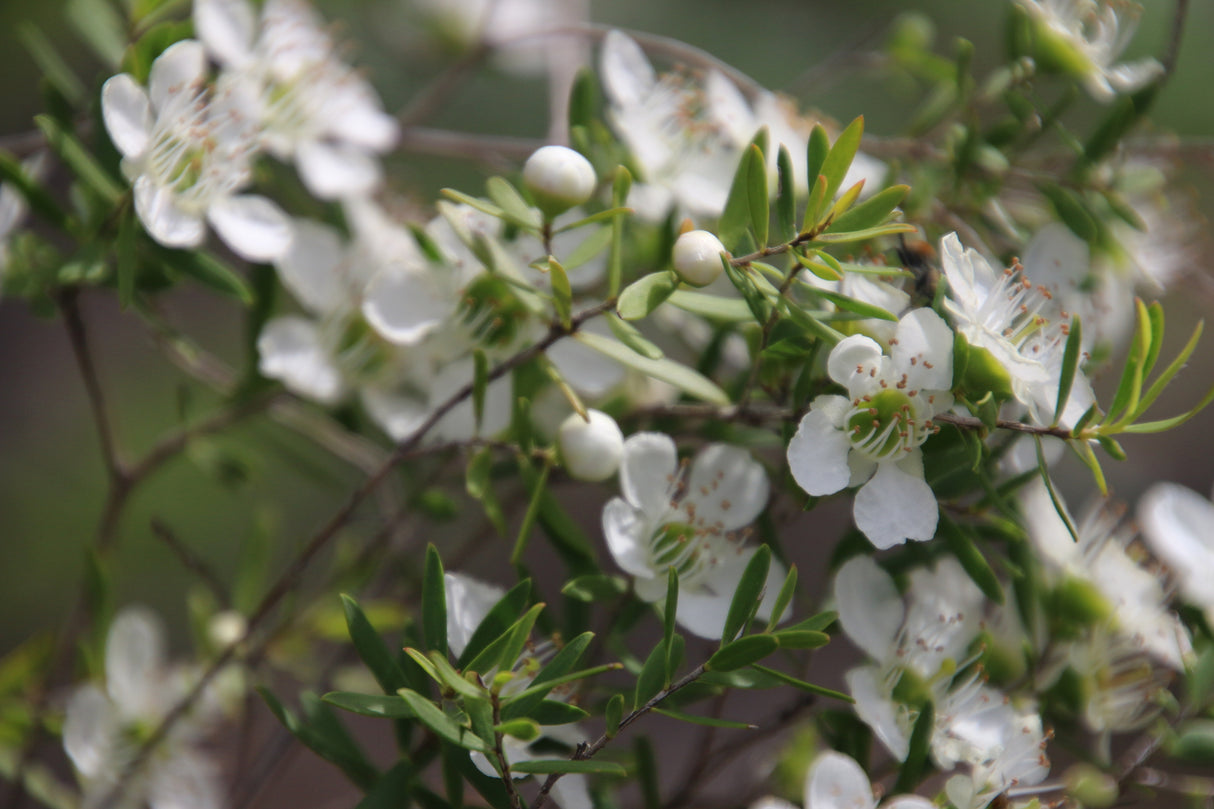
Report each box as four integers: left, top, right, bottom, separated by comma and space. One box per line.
101, 40, 292, 261
787, 308, 954, 548
558, 409, 624, 482
195, 0, 398, 199
602, 433, 784, 639
1138, 481, 1214, 629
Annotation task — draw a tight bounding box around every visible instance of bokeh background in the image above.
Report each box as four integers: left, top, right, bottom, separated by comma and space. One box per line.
1, 1, 1213, 803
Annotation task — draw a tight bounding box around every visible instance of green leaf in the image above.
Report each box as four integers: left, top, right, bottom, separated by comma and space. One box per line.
20, 24, 85, 105
422, 545, 448, 656
472, 350, 488, 432
155, 245, 254, 304
503, 663, 623, 705
723, 260, 773, 323
567, 68, 600, 130
666, 290, 755, 322
617, 271, 677, 320
705, 635, 779, 671
634, 639, 668, 709
937, 516, 1004, 605
608, 166, 631, 296
765, 564, 797, 632
775, 145, 796, 243
259, 688, 380, 788
811, 223, 916, 244
825, 185, 909, 234
719, 143, 768, 253
720, 546, 771, 645
749, 664, 853, 702
1121, 379, 1214, 434
323, 692, 414, 719
811, 288, 899, 322
486, 176, 542, 229
1035, 439, 1081, 541
772, 630, 830, 649
35, 115, 123, 203
1039, 184, 1097, 243
783, 610, 837, 633
1053, 313, 1082, 426
561, 574, 627, 602
560, 225, 614, 269
555, 209, 631, 234
402, 649, 484, 700
524, 701, 589, 725
893, 701, 934, 794
1133, 319, 1202, 420
604, 693, 625, 738
440, 189, 505, 223
511, 760, 627, 776
575, 330, 730, 404
510, 461, 551, 566
501, 631, 594, 720
653, 708, 756, 729
66, 0, 127, 67
456, 580, 531, 669
820, 117, 864, 205
465, 603, 545, 678
607, 313, 663, 359
341, 594, 409, 693
396, 688, 486, 751
663, 567, 679, 685
805, 125, 830, 193
465, 447, 506, 536
548, 257, 573, 330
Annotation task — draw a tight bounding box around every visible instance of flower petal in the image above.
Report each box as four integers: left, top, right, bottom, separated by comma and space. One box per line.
846, 666, 910, 761
620, 432, 677, 518
207, 194, 293, 262
550, 774, 594, 809
1139, 482, 1214, 608
257, 316, 346, 404
360, 385, 429, 441
194, 0, 258, 68
274, 218, 349, 316
296, 140, 383, 200
600, 31, 655, 108
63, 685, 122, 780
362, 270, 448, 345
147, 749, 223, 809
805, 751, 875, 809
834, 555, 903, 661
149, 40, 208, 112
101, 74, 152, 158
602, 498, 655, 580
106, 606, 167, 719
893, 307, 953, 392
827, 333, 883, 391
134, 176, 206, 249
787, 407, 851, 496
853, 460, 938, 549
686, 444, 769, 531
444, 572, 506, 658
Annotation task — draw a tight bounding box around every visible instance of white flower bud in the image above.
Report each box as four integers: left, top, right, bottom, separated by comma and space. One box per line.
672, 230, 727, 287
523, 145, 596, 219
558, 409, 624, 482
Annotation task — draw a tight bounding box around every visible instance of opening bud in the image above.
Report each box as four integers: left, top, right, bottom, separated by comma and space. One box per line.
672, 230, 727, 287
558, 409, 624, 482
523, 145, 596, 219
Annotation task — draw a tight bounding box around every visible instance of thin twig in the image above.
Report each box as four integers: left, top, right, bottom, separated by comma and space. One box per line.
150, 519, 230, 605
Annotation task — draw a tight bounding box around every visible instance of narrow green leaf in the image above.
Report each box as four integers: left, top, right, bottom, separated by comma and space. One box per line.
503, 663, 623, 705
812, 288, 898, 322
722, 259, 773, 323
608, 166, 631, 296
663, 567, 679, 685
464, 695, 496, 748
422, 545, 448, 656
1053, 313, 1082, 426
155, 245, 253, 304
486, 176, 542, 229
747, 145, 770, 247
548, 257, 573, 330
1143, 301, 1165, 377
802, 174, 829, 235
1072, 439, 1109, 497
354, 761, 415, 809
893, 701, 934, 793
440, 188, 504, 221
510, 461, 550, 566
1035, 439, 1080, 542
783, 611, 837, 633
456, 579, 531, 669
772, 630, 830, 649
555, 208, 631, 234
567, 68, 599, 130
575, 330, 730, 404
526, 700, 589, 726
705, 635, 779, 672
937, 516, 1004, 604
300, 692, 381, 788
1121, 380, 1214, 434
604, 693, 625, 738
1039, 184, 1097, 243
465, 602, 545, 678
561, 574, 626, 603
720, 546, 771, 645
825, 185, 909, 234
1134, 320, 1202, 419
811, 223, 916, 244
750, 664, 853, 702
323, 691, 413, 719
781, 298, 845, 345
20, 24, 85, 105
0, 152, 68, 230
805, 125, 830, 192
35, 116, 123, 203
617, 271, 677, 320
501, 631, 593, 719
634, 639, 668, 709
775, 144, 796, 243
396, 688, 486, 751
719, 144, 767, 253
607, 313, 663, 359
561, 225, 614, 270
473, 350, 488, 431
820, 117, 864, 204
538, 493, 598, 571
511, 760, 627, 776
1107, 299, 1151, 426
341, 594, 409, 693
65, 0, 126, 67
636, 737, 660, 809
465, 447, 506, 536
666, 289, 756, 322
653, 708, 756, 729
765, 565, 797, 632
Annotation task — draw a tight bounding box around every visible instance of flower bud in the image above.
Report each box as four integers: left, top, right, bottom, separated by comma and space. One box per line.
672, 230, 727, 287
558, 409, 624, 482
523, 145, 596, 219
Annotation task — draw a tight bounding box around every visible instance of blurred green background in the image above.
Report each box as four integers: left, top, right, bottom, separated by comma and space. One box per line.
1, 0, 1213, 656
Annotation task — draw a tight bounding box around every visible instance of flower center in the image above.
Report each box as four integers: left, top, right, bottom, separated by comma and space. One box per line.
846, 388, 926, 460
332, 316, 397, 383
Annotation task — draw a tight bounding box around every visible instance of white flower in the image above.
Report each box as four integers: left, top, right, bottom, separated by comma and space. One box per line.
602, 433, 785, 639
672, 230, 727, 287
558, 409, 624, 482
0, 152, 45, 282
787, 308, 953, 548
1021, 479, 1192, 671
410, 0, 582, 76
1013, 0, 1164, 102
101, 40, 291, 261
195, 0, 399, 199
801, 751, 933, 809
63, 607, 227, 809
939, 232, 1092, 428
1138, 481, 1214, 629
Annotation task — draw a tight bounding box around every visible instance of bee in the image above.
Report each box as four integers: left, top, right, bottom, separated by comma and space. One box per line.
896, 233, 940, 303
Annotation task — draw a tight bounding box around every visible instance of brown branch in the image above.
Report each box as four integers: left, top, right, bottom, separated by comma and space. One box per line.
150, 519, 230, 605
531, 664, 707, 809
1161, 0, 1190, 80
59, 290, 127, 487
932, 412, 1073, 439
94, 299, 617, 809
